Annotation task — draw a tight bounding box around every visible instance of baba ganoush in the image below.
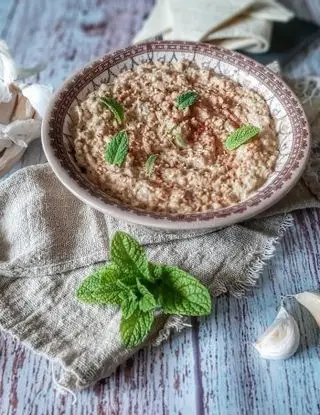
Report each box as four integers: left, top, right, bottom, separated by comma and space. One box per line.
72, 61, 278, 214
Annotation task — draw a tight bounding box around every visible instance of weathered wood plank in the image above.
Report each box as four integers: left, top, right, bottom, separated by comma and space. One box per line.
198, 211, 320, 415
0, 326, 200, 414
0, 0, 17, 39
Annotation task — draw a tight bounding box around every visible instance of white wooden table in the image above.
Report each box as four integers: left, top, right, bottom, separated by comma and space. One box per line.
1, 1, 320, 413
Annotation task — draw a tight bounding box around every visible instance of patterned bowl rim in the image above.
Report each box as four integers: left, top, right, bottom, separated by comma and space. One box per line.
41, 40, 310, 230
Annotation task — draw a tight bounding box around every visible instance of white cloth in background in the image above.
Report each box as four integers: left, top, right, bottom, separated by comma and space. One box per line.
133, 0, 294, 53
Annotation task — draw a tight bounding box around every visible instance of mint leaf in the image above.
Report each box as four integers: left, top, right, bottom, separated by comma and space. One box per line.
116, 280, 137, 302
105, 130, 128, 166
122, 297, 138, 319
145, 154, 158, 177
137, 279, 157, 312
76, 267, 102, 304
120, 309, 154, 348
224, 124, 260, 151
77, 265, 127, 305
174, 132, 188, 148
175, 91, 198, 110
149, 263, 163, 280
100, 97, 124, 124
139, 296, 157, 312
136, 279, 153, 297
168, 125, 188, 148
156, 267, 211, 316
111, 231, 150, 280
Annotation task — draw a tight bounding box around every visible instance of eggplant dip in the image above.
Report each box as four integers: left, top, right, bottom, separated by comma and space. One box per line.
72, 61, 278, 214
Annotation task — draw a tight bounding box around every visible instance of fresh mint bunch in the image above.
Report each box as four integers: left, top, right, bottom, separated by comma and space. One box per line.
76, 231, 211, 348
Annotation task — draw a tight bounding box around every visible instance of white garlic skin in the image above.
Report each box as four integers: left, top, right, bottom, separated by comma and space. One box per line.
294, 291, 320, 327
21, 84, 53, 119
254, 306, 300, 360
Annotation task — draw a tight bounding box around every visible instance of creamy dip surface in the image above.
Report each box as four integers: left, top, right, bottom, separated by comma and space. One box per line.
72, 61, 278, 214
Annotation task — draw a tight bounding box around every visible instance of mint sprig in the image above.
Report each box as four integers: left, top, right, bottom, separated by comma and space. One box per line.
76, 231, 212, 348
224, 124, 260, 151
105, 130, 128, 166
175, 91, 199, 110
100, 97, 124, 124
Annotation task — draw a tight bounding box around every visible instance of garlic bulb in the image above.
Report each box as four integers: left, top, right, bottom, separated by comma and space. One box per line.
294, 291, 320, 327
21, 84, 53, 119
0, 39, 52, 177
0, 40, 17, 85
254, 306, 300, 360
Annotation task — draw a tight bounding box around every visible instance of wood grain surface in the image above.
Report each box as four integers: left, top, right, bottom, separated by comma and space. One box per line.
0, 1, 319, 414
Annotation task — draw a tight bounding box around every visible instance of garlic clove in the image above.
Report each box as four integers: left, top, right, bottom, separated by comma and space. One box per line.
254, 306, 300, 360
21, 84, 53, 119
0, 137, 12, 153
0, 80, 12, 104
0, 144, 25, 177
0, 40, 17, 85
0, 89, 17, 123
2, 119, 42, 148
0, 40, 50, 175
294, 291, 320, 328
0, 84, 35, 124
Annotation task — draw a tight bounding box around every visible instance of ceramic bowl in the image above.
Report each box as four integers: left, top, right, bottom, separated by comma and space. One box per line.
42, 41, 310, 231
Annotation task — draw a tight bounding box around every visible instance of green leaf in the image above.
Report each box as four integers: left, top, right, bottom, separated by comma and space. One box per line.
174, 132, 188, 148
76, 265, 128, 305
145, 154, 158, 177
137, 279, 157, 312
116, 280, 137, 302
76, 267, 102, 304
121, 297, 138, 319
156, 266, 211, 316
175, 91, 199, 110
105, 130, 129, 166
136, 279, 153, 297
120, 309, 154, 348
100, 97, 124, 124
111, 231, 150, 280
148, 263, 163, 280
139, 296, 157, 312
224, 124, 260, 151
116, 279, 135, 291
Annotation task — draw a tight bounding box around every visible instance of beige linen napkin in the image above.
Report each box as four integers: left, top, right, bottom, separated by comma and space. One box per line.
133, 0, 294, 53
0, 75, 320, 390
